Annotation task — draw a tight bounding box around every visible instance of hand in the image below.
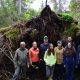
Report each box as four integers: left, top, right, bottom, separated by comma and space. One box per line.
31, 65, 36, 68
40, 59, 42, 61
35, 66, 39, 69
30, 62, 32, 65
78, 60, 80, 64
46, 61, 49, 65
14, 65, 17, 69
27, 65, 30, 68
64, 65, 66, 68
75, 65, 78, 68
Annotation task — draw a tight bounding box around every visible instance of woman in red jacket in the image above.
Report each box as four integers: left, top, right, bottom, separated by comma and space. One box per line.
29, 41, 40, 65
29, 41, 40, 80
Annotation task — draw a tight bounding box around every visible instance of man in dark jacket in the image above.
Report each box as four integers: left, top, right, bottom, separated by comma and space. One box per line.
11, 42, 29, 80
39, 36, 49, 80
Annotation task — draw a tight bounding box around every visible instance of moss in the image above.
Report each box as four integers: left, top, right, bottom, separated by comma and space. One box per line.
30, 29, 38, 38
0, 27, 20, 40
0, 27, 12, 34
62, 26, 79, 38
59, 13, 79, 39
4, 28, 20, 40
59, 13, 73, 21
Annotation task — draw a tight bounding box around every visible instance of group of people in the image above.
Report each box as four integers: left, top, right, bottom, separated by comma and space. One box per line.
11, 36, 79, 80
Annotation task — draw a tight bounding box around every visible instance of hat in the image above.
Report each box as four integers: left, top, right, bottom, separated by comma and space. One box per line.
44, 36, 48, 39
57, 40, 62, 44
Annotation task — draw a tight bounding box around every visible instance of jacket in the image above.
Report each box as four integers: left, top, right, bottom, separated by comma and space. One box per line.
44, 50, 56, 66
39, 43, 49, 60
29, 47, 40, 64
63, 46, 77, 66
54, 47, 64, 64
14, 48, 29, 66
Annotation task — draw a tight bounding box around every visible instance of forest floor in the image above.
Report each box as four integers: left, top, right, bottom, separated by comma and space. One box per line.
10, 65, 80, 80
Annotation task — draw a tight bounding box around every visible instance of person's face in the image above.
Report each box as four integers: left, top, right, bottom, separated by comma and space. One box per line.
58, 43, 62, 47
68, 43, 71, 48
44, 39, 48, 43
20, 44, 26, 49
50, 44, 53, 49
68, 37, 72, 42
33, 42, 37, 48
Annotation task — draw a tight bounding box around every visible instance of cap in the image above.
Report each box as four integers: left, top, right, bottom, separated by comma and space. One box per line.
57, 40, 62, 44
44, 36, 48, 39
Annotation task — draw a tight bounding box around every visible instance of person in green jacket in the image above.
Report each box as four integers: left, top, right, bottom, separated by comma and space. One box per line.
44, 43, 56, 80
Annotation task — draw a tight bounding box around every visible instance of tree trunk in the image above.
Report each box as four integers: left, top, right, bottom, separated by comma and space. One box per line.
58, 0, 63, 12
51, 0, 58, 12
15, 0, 22, 14
18, 0, 22, 14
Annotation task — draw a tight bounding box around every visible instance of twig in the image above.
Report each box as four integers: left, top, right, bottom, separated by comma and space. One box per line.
0, 48, 14, 63
9, 51, 14, 59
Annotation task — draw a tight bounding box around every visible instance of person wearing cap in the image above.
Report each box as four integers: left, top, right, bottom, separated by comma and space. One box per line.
64, 42, 77, 80
11, 42, 29, 80
29, 41, 40, 80
54, 40, 64, 80
39, 36, 49, 80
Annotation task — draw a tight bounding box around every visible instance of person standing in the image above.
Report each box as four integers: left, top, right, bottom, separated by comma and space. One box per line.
44, 43, 56, 80
11, 42, 29, 80
64, 36, 75, 48
29, 41, 40, 80
77, 45, 80, 64
67, 37, 73, 43
54, 40, 64, 80
64, 42, 77, 80
39, 36, 49, 80
76, 45, 80, 78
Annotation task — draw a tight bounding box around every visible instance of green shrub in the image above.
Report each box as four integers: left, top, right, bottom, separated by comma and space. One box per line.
59, 13, 73, 21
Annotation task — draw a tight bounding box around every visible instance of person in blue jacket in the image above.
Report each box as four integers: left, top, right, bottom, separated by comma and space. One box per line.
64, 42, 77, 80
76, 45, 80, 76
77, 45, 80, 63
39, 36, 49, 80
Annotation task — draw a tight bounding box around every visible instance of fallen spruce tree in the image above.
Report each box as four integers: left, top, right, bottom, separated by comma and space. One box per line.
0, 5, 79, 80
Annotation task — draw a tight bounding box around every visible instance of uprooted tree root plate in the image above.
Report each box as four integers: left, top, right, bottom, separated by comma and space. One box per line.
0, 5, 79, 80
